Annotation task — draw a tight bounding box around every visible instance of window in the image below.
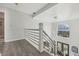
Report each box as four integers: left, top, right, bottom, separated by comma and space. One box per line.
58, 23, 69, 37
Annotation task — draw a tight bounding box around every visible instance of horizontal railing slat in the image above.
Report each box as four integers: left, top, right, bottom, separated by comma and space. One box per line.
43, 36, 50, 43
29, 37, 39, 43
43, 33, 50, 41
25, 28, 39, 31
29, 33, 39, 37
30, 35, 39, 40
29, 37, 39, 45
28, 32, 39, 36
43, 30, 53, 43
30, 32, 39, 34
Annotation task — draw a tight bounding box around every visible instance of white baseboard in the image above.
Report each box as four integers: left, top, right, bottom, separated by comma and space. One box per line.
4, 38, 25, 42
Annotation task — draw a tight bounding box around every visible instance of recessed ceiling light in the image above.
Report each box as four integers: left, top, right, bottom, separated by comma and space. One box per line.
15, 3, 19, 5
54, 16, 57, 19
33, 12, 36, 14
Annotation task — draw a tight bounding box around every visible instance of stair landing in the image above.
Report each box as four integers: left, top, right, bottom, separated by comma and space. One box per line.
0, 39, 50, 56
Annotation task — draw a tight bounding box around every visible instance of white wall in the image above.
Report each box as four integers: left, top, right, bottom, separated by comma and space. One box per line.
33, 3, 79, 56
5, 8, 33, 42
0, 6, 33, 42
50, 19, 79, 56
64, 19, 79, 56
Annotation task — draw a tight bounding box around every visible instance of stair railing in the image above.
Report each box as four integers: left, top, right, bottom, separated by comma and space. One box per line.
24, 23, 56, 56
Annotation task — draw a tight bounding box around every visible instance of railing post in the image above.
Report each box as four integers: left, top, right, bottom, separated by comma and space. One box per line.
39, 23, 43, 53
54, 41, 57, 56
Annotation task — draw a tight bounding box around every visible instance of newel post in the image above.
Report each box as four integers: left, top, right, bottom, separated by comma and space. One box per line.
39, 23, 43, 53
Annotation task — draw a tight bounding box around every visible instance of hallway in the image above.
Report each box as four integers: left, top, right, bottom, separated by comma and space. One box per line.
0, 39, 50, 56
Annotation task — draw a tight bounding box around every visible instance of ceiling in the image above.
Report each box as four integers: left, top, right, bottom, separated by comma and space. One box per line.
0, 3, 47, 15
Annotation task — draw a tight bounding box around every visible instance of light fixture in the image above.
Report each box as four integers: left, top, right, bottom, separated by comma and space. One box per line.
33, 12, 36, 14
15, 3, 19, 5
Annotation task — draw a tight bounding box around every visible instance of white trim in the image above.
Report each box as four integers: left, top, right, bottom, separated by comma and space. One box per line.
0, 6, 6, 43
5, 38, 25, 42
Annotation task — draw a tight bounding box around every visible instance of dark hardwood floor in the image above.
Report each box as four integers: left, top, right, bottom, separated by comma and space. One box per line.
0, 39, 50, 56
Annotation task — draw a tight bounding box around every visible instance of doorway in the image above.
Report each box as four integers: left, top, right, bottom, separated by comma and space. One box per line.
57, 41, 69, 56
0, 12, 4, 42
0, 12, 4, 53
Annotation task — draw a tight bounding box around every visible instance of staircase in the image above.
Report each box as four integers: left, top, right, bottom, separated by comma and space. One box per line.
24, 23, 57, 56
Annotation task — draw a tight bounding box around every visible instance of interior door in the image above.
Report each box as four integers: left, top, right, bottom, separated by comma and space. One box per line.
0, 12, 4, 42
57, 41, 69, 56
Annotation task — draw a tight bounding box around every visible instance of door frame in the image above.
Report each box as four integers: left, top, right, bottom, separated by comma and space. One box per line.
0, 9, 5, 42
57, 41, 69, 56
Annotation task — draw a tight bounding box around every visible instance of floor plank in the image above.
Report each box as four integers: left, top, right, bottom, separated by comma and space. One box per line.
0, 39, 50, 56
